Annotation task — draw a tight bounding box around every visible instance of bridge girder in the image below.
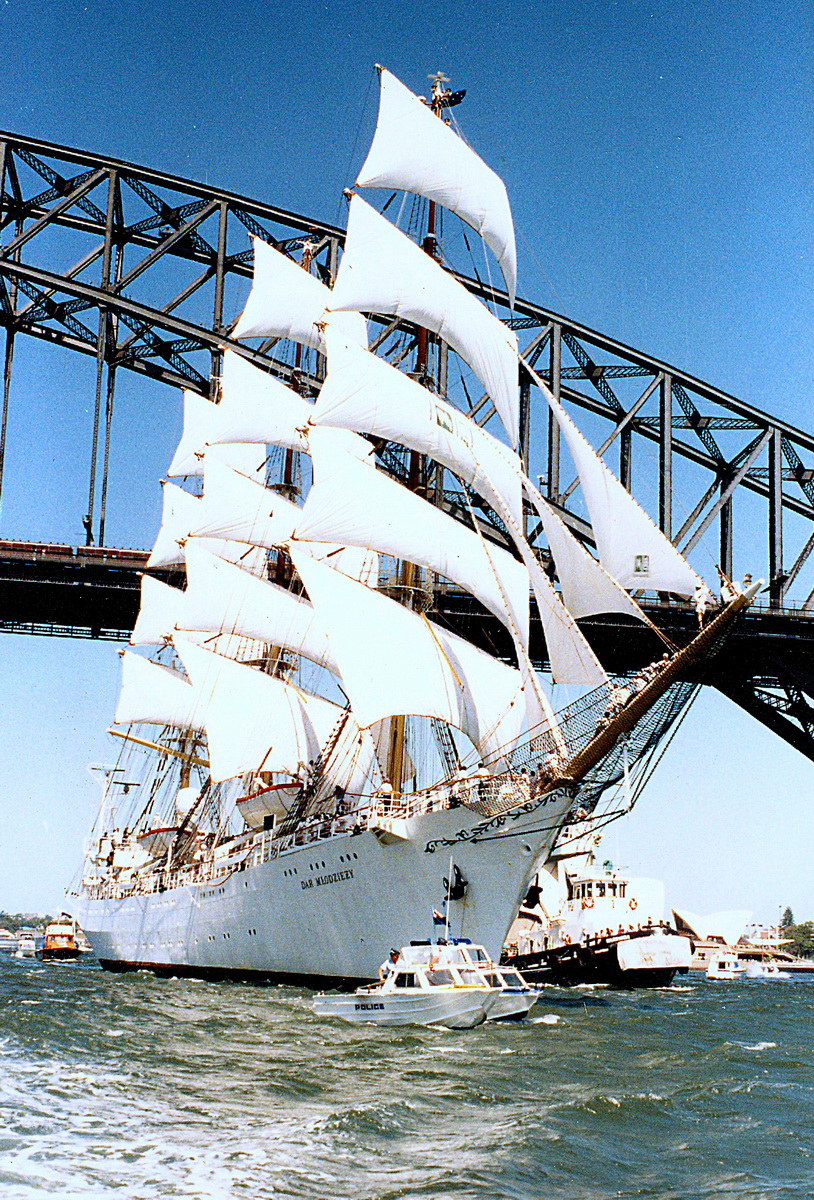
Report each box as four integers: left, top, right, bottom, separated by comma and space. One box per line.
2, 133, 814, 760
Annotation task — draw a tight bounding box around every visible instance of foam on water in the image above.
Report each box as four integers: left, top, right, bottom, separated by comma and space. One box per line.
1, 958, 813, 1198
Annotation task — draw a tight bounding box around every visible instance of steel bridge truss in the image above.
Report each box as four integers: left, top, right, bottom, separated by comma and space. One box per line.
1, 131, 814, 759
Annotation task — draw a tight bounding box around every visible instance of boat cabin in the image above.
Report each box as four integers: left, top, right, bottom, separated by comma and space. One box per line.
569, 877, 628, 901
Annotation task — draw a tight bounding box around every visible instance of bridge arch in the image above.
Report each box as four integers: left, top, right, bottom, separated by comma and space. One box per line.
1, 132, 813, 758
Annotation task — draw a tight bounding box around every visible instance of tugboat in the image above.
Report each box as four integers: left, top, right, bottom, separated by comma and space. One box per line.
39, 914, 91, 962
503, 816, 691, 987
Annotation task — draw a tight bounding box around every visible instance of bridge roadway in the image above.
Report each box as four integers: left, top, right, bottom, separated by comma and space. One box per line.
2, 539, 813, 763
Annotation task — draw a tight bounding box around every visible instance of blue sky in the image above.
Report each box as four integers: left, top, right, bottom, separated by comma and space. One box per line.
0, 0, 813, 921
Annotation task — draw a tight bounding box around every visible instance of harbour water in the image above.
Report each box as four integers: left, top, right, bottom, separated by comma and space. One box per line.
0, 956, 812, 1199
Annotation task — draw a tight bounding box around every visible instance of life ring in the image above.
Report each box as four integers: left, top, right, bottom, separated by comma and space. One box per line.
581, 898, 594, 909
629, 898, 638, 910
562, 932, 572, 944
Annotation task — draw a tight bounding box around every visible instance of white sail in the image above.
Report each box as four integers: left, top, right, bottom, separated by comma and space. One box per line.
131, 575, 184, 645
113, 651, 203, 730
330, 195, 519, 448
296, 541, 380, 589
526, 363, 704, 596
167, 393, 267, 479
146, 480, 267, 571
309, 331, 605, 686
358, 67, 517, 304
147, 482, 203, 569
207, 351, 311, 452
522, 477, 647, 623
190, 457, 301, 549
182, 542, 339, 674
290, 547, 528, 763
294, 443, 529, 644
174, 639, 341, 784
312, 329, 523, 527
232, 236, 368, 350
524, 550, 607, 687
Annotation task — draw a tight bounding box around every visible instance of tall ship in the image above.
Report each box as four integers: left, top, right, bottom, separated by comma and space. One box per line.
70, 67, 757, 986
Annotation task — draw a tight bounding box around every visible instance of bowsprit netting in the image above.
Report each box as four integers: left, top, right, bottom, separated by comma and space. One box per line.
453, 679, 699, 820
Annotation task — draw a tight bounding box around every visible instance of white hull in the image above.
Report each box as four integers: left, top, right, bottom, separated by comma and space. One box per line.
487, 990, 539, 1021
314, 988, 496, 1029
73, 793, 571, 985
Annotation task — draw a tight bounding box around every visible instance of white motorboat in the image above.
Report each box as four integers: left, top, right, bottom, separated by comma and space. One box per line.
706, 952, 746, 980
14, 934, 38, 959
0, 928, 18, 954
313, 945, 500, 1028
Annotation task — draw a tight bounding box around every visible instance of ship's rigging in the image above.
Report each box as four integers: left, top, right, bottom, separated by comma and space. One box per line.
73, 67, 757, 972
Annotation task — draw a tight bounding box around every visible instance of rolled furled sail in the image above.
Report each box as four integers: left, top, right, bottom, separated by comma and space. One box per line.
290, 547, 531, 763
113, 651, 204, 730
167, 395, 267, 479
206, 351, 311, 452
330, 195, 519, 449
294, 442, 529, 645
357, 66, 517, 305
174, 639, 341, 784
232, 236, 368, 350
181, 542, 339, 675
525, 362, 704, 596
311, 329, 523, 527
522, 476, 647, 623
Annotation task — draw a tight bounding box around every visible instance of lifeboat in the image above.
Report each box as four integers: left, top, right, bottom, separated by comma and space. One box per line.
237, 781, 299, 830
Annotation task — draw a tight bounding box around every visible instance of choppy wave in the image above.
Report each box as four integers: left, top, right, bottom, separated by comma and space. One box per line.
1, 959, 813, 1198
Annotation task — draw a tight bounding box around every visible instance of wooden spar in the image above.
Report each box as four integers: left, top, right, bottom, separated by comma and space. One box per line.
107, 727, 209, 768
552, 587, 757, 790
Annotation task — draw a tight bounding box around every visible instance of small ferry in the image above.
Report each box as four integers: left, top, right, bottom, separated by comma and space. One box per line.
706, 953, 746, 981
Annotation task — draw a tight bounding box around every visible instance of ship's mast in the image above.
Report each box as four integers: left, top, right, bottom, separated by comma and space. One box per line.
387, 71, 463, 796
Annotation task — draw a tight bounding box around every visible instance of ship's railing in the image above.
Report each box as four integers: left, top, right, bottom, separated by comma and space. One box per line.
78, 774, 549, 900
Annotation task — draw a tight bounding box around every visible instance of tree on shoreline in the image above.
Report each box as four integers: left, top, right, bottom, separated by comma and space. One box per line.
785, 921, 814, 958
0, 912, 51, 934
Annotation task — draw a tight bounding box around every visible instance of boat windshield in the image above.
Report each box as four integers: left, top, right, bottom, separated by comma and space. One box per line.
393, 972, 419, 988
458, 969, 486, 986
467, 947, 489, 963
499, 970, 525, 987
426, 969, 455, 987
